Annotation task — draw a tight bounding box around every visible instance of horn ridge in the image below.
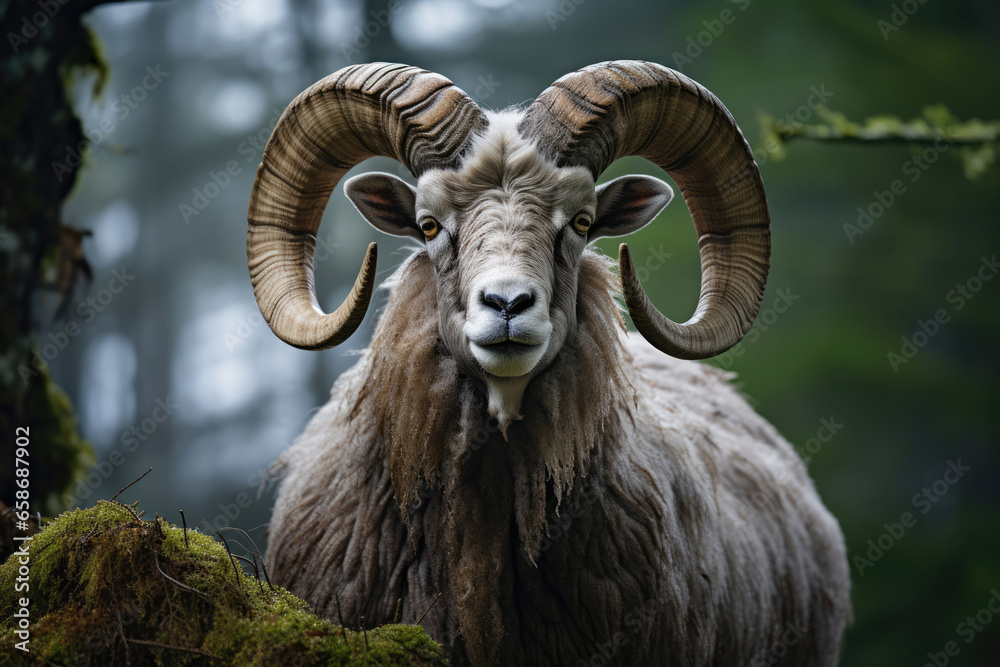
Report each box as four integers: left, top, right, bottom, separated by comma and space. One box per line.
247, 63, 486, 350
520, 60, 770, 359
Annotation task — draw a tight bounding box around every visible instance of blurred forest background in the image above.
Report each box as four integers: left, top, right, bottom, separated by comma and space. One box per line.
3, 0, 999, 663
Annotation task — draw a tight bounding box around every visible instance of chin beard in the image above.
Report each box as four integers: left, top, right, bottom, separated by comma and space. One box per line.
482, 374, 532, 439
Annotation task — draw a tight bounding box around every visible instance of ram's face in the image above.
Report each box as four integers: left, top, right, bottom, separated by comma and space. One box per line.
345, 115, 673, 424
417, 145, 596, 382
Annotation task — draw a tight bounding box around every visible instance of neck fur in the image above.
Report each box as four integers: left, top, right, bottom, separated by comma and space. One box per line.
355, 249, 636, 555
351, 249, 637, 663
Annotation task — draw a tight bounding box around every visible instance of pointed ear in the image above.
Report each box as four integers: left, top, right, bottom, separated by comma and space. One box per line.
591, 175, 674, 240
344, 172, 421, 241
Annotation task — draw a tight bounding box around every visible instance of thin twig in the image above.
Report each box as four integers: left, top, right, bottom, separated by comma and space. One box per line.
231, 553, 255, 570
259, 557, 274, 591
179, 510, 189, 549
393, 598, 402, 624
124, 637, 222, 659
361, 616, 369, 650
109, 467, 152, 502
415, 592, 442, 625
336, 592, 349, 646
154, 553, 208, 599
195, 517, 207, 531
216, 526, 264, 557
116, 608, 131, 663
214, 531, 243, 586
335, 593, 346, 629
232, 553, 264, 591
251, 553, 264, 592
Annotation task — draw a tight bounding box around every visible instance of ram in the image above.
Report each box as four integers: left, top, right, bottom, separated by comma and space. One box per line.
248, 61, 850, 666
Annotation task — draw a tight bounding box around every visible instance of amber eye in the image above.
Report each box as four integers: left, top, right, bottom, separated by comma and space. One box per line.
420, 217, 440, 240
571, 212, 593, 235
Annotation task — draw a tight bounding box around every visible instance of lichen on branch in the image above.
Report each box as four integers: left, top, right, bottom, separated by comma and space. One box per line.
757, 105, 999, 180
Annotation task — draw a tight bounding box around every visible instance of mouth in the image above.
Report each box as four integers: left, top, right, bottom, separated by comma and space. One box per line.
473, 337, 538, 354
469, 336, 548, 378
485, 341, 536, 355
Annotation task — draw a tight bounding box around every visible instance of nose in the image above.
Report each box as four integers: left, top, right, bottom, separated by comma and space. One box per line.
481, 290, 535, 320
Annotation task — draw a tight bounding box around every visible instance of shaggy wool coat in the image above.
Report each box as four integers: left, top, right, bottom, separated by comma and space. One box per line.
266, 251, 850, 667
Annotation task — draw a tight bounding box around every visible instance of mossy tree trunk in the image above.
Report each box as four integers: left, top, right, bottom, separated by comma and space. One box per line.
0, 0, 128, 526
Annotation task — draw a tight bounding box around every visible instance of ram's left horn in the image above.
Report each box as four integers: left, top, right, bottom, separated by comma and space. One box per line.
247, 63, 487, 350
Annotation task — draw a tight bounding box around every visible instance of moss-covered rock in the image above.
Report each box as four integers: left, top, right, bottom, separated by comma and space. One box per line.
0, 501, 447, 665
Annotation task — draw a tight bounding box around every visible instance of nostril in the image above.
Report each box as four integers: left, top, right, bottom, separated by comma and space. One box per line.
482, 291, 534, 319
482, 293, 508, 313
506, 292, 534, 316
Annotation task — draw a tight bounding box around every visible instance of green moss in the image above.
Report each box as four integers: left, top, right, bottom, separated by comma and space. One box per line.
61, 24, 110, 99
757, 103, 999, 180
0, 363, 94, 519
0, 501, 447, 666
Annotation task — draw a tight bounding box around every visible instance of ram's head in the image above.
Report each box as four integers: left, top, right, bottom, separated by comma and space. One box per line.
247, 61, 770, 425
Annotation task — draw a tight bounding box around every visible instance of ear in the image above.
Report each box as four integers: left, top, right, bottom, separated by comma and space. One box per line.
591, 175, 674, 240
344, 172, 421, 241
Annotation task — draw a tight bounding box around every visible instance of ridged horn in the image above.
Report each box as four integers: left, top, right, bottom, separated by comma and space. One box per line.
247, 63, 487, 350
519, 60, 770, 359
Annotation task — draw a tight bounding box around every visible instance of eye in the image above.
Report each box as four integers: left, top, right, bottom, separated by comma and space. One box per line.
420, 216, 440, 240
571, 212, 593, 236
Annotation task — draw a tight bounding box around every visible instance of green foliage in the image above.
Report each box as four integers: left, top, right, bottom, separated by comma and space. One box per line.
0, 501, 447, 665
759, 104, 999, 179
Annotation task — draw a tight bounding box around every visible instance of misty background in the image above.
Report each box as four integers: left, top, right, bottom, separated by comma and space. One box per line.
44, 0, 1000, 662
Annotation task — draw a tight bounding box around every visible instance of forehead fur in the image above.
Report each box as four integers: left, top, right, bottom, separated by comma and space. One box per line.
417, 110, 594, 216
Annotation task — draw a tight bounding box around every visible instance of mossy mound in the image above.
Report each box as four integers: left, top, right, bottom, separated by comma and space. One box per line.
0, 501, 446, 665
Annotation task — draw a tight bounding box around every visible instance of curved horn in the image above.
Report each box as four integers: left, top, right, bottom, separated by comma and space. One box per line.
518, 61, 770, 359
247, 63, 486, 350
